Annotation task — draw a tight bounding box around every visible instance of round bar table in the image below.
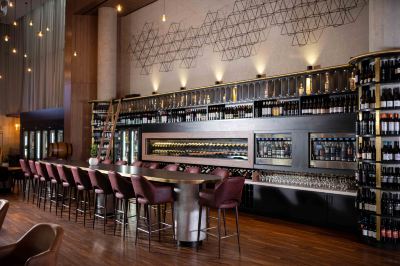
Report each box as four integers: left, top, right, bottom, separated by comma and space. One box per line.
42, 160, 221, 245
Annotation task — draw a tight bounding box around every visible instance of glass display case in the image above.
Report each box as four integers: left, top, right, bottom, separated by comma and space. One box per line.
23, 131, 28, 159
42, 131, 48, 159
142, 132, 254, 168
114, 127, 141, 164
310, 133, 356, 169
255, 133, 292, 166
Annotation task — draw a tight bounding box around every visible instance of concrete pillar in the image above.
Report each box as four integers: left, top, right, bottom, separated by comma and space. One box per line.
97, 7, 117, 100
369, 0, 400, 52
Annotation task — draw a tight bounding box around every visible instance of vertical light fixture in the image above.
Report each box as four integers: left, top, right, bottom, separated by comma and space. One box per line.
162, 0, 166, 22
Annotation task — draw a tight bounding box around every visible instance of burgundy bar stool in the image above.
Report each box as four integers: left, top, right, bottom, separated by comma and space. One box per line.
108, 171, 135, 238
71, 167, 93, 227
19, 159, 33, 201
115, 160, 127, 166
143, 162, 159, 169
45, 163, 63, 214
196, 176, 245, 258
88, 169, 114, 233
163, 164, 179, 171
56, 165, 76, 221
131, 175, 175, 251
35, 162, 51, 210
211, 167, 230, 180
28, 160, 40, 204
131, 161, 143, 167
184, 166, 201, 174
102, 159, 113, 165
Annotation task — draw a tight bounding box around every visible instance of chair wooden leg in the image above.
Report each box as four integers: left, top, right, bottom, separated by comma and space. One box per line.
68, 187, 74, 221
43, 182, 48, 211
196, 205, 202, 251
83, 191, 88, 227
135, 199, 140, 246
148, 204, 152, 251
235, 205, 241, 255
123, 199, 129, 238
55, 184, 60, 215
217, 208, 221, 259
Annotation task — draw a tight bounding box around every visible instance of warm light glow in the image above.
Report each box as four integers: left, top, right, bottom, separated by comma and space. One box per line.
303, 48, 320, 66
9, 1, 13, 7
37, 31, 43, 37
306, 76, 312, 95
152, 78, 160, 92
15, 123, 20, 131
13, 21, 17, 26
178, 69, 188, 87
116, 4, 122, 12
4, 35, 9, 42
12, 48, 17, 54
73, 51, 78, 57
29, 20, 33, 27
0, 75, 3, 79
27, 67, 32, 72
24, 53, 28, 58
162, 14, 166, 22
46, 27, 50, 32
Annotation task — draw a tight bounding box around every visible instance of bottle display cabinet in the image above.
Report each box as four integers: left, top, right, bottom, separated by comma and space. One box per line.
255, 133, 292, 166
309, 133, 357, 170
142, 132, 254, 168
351, 49, 400, 247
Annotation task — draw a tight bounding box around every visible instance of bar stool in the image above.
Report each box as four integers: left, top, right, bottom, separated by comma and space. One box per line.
196, 176, 245, 258
108, 171, 135, 238
88, 169, 114, 233
115, 160, 127, 165
28, 160, 39, 204
211, 167, 230, 179
35, 162, 51, 211
184, 166, 201, 174
131, 175, 175, 251
163, 164, 179, 171
131, 161, 143, 167
19, 159, 33, 201
71, 167, 93, 227
56, 165, 77, 221
143, 162, 159, 169
45, 163, 63, 214
102, 159, 113, 165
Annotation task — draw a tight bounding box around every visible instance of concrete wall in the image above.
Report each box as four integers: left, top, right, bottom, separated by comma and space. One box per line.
119, 0, 369, 97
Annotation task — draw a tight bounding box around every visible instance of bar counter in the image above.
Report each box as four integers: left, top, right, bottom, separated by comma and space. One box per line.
42, 159, 222, 244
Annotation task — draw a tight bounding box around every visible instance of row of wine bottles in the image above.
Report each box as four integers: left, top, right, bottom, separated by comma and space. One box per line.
357, 139, 400, 161
359, 86, 400, 110
254, 100, 299, 117
356, 111, 400, 136
311, 138, 355, 162
356, 163, 400, 189
301, 94, 357, 115
356, 58, 400, 85
382, 192, 400, 217
360, 214, 400, 244
356, 188, 400, 217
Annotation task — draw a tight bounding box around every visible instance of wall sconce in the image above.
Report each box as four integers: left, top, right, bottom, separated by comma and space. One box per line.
15, 123, 20, 131
215, 81, 223, 85
180, 86, 186, 90
256, 74, 266, 79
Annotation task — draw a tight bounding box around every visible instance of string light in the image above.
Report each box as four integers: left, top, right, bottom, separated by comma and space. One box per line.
162, 0, 166, 22
4, 35, 9, 42
29, 20, 33, 26
9, 1, 13, 7
12, 48, 17, 54
38, 31, 43, 37
27, 67, 32, 72
24, 53, 28, 58
73, 51, 78, 57
116, 4, 122, 12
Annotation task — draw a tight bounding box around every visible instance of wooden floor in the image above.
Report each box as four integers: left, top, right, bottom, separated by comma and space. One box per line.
0, 192, 399, 266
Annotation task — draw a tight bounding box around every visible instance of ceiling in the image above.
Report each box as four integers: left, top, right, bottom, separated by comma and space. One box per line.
75, 0, 158, 16
1, 0, 158, 24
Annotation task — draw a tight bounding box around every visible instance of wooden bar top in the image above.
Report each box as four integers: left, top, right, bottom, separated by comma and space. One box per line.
41, 160, 222, 184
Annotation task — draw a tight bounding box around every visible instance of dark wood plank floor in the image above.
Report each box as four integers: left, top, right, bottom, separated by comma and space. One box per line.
0, 192, 399, 266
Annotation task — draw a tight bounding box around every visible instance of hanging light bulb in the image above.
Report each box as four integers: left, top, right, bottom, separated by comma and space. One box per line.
12, 48, 17, 54
162, 0, 166, 22
0, 75, 3, 79
46, 27, 50, 32
27, 67, 32, 72
9, 1, 13, 7
4, 35, 9, 42
38, 31, 43, 38
29, 20, 33, 26
116, 4, 122, 12
13, 21, 18, 26
73, 51, 78, 57
24, 53, 28, 58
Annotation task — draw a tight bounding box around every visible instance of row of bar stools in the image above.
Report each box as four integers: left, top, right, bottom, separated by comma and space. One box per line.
108, 171, 135, 238
71, 167, 93, 227
88, 169, 113, 233
57, 165, 77, 221
45, 163, 63, 214
28, 160, 40, 204
19, 159, 34, 202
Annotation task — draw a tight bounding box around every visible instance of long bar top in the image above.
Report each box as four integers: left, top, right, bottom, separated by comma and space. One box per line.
42, 160, 222, 184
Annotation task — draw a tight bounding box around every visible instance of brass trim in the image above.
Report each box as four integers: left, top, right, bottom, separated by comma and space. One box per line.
376, 216, 381, 241
349, 49, 400, 65
375, 85, 381, 109
375, 58, 381, 83
376, 162, 381, 189
375, 136, 382, 163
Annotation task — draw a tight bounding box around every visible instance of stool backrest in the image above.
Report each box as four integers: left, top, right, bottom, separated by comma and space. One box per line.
102, 159, 112, 165
28, 160, 37, 175
143, 162, 159, 169
88, 169, 113, 194
108, 171, 134, 197
211, 167, 230, 179
131, 161, 143, 167
115, 160, 127, 166
215, 176, 245, 207
19, 159, 31, 176
56, 165, 75, 186
184, 166, 200, 174
35, 162, 49, 179
130, 175, 155, 203
163, 164, 179, 171
45, 163, 61, 183
71, 167, 92, 189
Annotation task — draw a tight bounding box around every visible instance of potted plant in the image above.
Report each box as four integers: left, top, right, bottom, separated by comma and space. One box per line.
88, 144, 99, 166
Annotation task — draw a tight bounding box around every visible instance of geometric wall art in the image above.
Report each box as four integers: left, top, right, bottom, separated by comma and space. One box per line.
128, 0, 367, 75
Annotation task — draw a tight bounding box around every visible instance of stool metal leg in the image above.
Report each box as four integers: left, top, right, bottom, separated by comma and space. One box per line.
235, 205, 241, 255
196, 204, 202, 251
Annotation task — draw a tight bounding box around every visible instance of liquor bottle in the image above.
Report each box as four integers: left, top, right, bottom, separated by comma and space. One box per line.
381, 113, 388, 135
387, 88, 394, 108
394, 88, 400, 107
381, 218, 387, 243
395, 59, 400, 81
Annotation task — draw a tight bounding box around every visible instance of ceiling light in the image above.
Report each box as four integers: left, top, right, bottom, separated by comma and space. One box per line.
162, 14, 166, 22
37, 31, 43, 37
12, 48, 17, 54
4, 35, 9, 42
73, 51, 77, 57
29, 20, 33, 26
0, 75, 3, 79
24, 53, 28, 58
46, 27, 50, 32
12, 21, 17, 26
116, 4, 122, 12
27, 67, 32, 72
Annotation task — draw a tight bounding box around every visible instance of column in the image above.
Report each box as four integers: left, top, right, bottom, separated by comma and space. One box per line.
369, 0, 400, 52
97, 7, 117, 100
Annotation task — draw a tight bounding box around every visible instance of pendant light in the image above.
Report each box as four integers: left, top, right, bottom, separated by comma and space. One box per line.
161, 0, 166, 22
37, 0, 43, 37
73, 16, 77, 57
12, 0, 17, 26
28, 0, 33, 27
